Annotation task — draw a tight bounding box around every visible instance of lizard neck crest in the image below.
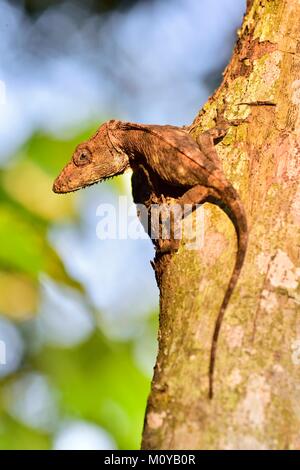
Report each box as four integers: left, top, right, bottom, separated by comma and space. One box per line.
106, 120, 124, 155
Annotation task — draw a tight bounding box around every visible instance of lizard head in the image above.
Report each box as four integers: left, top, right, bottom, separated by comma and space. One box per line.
52, 120, 130, 193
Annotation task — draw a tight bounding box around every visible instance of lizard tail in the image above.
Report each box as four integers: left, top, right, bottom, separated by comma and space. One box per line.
208, 185, 248, 399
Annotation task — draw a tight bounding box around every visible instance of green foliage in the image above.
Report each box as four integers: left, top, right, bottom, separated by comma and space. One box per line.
0, 127, 155, 449
0, 415, 50, 450
0, 204, 55, 278
25, 128, 98, 176
33, 334, 150, 449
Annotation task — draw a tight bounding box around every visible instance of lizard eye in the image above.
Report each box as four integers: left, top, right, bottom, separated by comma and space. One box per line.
74, 149, 92, 167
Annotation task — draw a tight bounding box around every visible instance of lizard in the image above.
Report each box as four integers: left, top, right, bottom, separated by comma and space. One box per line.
53, 118, 248, 399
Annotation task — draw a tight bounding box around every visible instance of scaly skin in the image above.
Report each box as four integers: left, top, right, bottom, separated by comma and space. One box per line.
53, 119, 248, 398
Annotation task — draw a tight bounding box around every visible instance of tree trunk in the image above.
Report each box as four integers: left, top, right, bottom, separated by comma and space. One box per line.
141, 0, 300, 450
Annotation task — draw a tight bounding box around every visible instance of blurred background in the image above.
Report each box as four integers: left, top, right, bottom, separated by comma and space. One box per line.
0, 0, 245, 450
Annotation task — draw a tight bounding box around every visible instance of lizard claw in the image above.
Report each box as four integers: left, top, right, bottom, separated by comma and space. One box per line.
157, 239, 180, 255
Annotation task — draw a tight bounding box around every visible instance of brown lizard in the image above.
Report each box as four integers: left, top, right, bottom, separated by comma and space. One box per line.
53, 119, 248, 398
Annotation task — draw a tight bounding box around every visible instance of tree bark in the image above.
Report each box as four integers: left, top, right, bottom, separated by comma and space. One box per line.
141, 0, 300, 450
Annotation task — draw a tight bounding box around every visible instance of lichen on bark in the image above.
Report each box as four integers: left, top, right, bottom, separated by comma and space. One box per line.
142, 0, 300, 450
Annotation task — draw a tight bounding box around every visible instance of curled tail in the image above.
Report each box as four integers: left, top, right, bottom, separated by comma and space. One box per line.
208, 184, 248, 399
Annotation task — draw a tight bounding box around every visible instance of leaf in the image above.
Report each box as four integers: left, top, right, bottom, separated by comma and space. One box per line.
0, 201, 79, 317
0, 271, 38, 319
33, 335, 150, 449
2, 159, 75, 222
25, 127, 99, 176
0, 414, 50, 450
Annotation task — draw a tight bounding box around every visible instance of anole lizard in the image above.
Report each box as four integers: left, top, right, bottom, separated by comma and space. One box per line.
53, 118, 248, 398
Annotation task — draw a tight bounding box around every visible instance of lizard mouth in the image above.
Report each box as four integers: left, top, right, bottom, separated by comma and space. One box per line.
53, 159, 130, 194
52, 171, 127, 194
53, 176, 106, 194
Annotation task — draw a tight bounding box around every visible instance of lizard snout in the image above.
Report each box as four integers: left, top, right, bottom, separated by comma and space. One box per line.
52, 177, 64, 193
52, 160, 77, 193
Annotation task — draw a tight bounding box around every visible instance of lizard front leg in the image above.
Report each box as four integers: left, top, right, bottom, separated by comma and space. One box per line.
194, 116, 246, 167
157, 185, 215, 255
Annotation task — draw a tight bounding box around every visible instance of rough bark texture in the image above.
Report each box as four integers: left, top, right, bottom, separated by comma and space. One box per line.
141, 0, 300, 450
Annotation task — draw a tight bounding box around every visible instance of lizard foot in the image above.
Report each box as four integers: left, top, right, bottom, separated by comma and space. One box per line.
157, 238, 180, 255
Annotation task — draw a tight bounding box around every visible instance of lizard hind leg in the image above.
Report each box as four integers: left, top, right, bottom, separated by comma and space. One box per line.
195, 127, 228, 169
